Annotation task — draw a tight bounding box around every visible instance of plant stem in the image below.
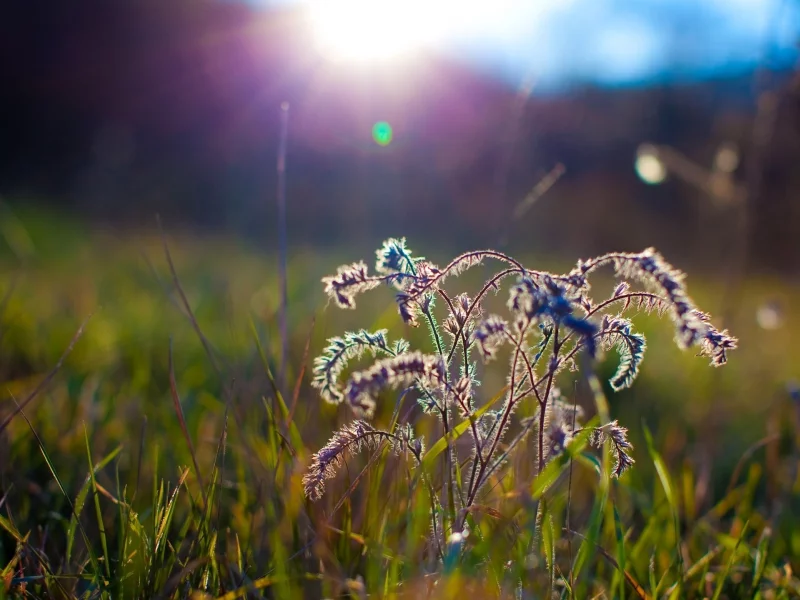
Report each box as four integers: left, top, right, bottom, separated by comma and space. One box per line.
276, 101, 290, 390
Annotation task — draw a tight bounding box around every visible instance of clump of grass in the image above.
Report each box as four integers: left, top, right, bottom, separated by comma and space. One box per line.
307, 238, 737, 560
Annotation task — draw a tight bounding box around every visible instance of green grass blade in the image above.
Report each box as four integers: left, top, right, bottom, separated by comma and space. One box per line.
421, 385, 508, 469
643, 423, 682, 577
571, 371, 612, 588
752, 526, 771, 594
712, 520, 749, 600
83, 425, 112, 581
66, 444, 122, 564
249, 317, 304, 451
614, 506, 627, 600
532, 423, 595, 500
13, 402, 104, 592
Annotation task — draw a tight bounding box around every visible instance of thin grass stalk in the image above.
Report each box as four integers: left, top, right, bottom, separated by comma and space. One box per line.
0, 314, 91, 435
276, 100, 290, 390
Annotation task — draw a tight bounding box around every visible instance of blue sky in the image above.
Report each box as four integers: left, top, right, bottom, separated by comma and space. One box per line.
248, 0, 799, 89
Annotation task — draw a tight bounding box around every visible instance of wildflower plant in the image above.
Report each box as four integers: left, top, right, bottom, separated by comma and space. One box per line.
305, 238, 737, 552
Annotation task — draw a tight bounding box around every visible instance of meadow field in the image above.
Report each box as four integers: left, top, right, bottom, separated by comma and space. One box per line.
1, 206, 800, 598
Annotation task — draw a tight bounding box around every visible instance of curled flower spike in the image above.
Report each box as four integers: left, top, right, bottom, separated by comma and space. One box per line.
600, 316, 646, 391
311, 329, 409, 405
322, 261, 380, 309
453, 376, 473, 417
443, 293, 481, 345
375, 237, 421, 289
574, 248, 738, 366
590, 421, 635, 478
303, 420, 391, 501
345, 352, 447, 417
475, 316, 509, 361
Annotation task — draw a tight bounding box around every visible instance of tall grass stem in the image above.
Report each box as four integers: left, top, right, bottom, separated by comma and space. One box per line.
277, 101, 290, 391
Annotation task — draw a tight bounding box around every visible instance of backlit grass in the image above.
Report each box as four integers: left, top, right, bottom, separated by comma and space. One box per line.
1, 207, 800, 598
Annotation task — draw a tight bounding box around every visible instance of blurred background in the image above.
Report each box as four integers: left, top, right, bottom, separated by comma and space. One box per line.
1, 0, 799, 260
2, 0, 800, 494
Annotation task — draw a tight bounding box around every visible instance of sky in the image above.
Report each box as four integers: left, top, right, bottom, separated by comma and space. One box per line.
250, 0, 799, 89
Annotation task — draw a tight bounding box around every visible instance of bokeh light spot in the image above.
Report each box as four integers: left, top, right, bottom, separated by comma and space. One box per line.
372, 121, 393, 146
756, 300, 784, 330
714, 142, 740, 173
635, 145, 666, 185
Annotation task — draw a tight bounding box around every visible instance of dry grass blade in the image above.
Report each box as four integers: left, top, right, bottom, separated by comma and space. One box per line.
711, 520, 749, 600
276, 101, 290, 390
565, 528, 651, 600
212, 574, 330, 600
0, 485, 10, 513
139, 248, 187, 317
323, 524, 402, 561
134, 415, 147, 502
0, 313, 91, 435
156, 224, 273, 488
274, 317, 317, 476
158, 217, 222, 376
330, 438, 391, 517
213, 404, 230, 533
153, 557, 210, 600
664, 545, 724, 596
726, 433, 780, 496
288, 316, 315, 431
12, 399, 93, 597
168, 339, 208, 511
460, 504, 521, 538
512, 162, 566, 219
274, 316, 316, 473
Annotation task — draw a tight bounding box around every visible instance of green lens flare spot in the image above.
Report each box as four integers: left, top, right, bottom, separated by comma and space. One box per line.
372, 121, 393, 146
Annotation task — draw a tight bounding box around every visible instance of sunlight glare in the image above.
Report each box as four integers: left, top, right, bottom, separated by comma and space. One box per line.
306, 0, 519, 64
308, 0, 431, 63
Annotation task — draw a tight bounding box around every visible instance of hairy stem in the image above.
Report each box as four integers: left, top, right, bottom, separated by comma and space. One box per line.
538, 324, 561, 473
467, 322, 534, 506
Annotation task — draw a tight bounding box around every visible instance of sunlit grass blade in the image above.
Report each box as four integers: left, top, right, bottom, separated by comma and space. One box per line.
531, 424, 596, 502
664, 545, 723, 595
13, 401, 103, 596
0, 314, 91, 436
752, 525, 771, 594
421, 385, 508, 469
540, 502, 555, 595
643, 423, 682, 577
566, 529, 651, 600
82, 425, 111, 581
711, 520, 749, 600
569, 371, 612, 590
168, 338, 208, 511
250, 316, 304, 452
0, 515, 23, 546
613, 506, 627, 600
66, 440, 121, 565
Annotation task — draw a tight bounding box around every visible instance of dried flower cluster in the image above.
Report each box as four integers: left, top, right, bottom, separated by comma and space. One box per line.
307, 239, 737, 545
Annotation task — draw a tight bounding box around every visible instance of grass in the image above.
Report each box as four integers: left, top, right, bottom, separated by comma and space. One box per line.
1, 207, 800, 598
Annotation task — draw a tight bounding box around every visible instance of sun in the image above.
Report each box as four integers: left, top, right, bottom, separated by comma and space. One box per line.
305, 0, 447, 64
304, 0, 568, 66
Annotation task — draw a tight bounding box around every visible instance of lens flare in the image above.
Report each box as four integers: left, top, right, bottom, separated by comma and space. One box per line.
372, 121, 393, 146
